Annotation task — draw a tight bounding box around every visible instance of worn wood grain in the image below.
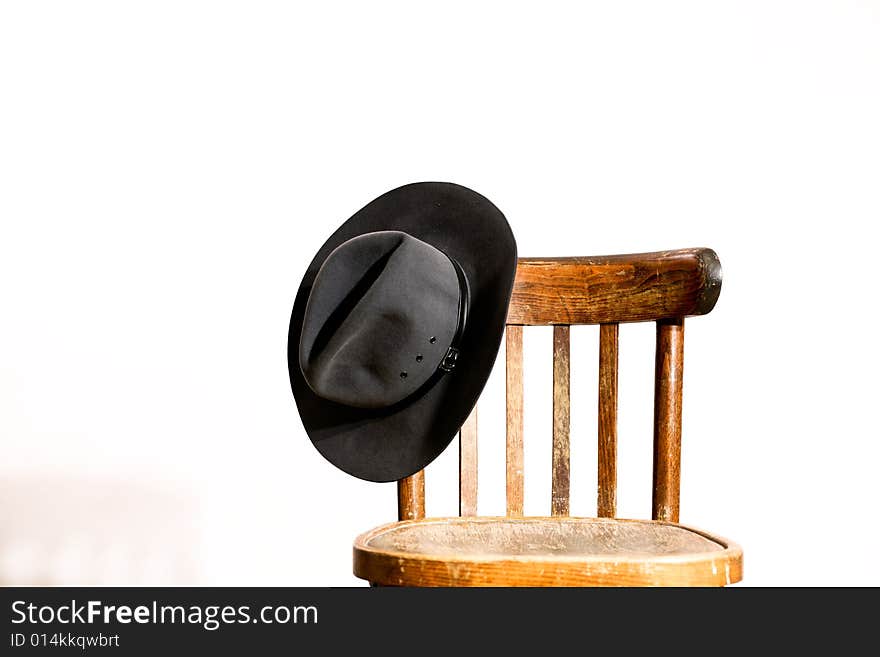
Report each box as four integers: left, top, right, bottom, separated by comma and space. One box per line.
653, 318, 684, 522
551, 325, 570, 517
369, 248, 740, 587
397, 470, 425, 522
505, 325, 524, 517
507, 248, 721, 326
459, 405, 478, 517
354, 517, 743, 587
598, 323, 618, 518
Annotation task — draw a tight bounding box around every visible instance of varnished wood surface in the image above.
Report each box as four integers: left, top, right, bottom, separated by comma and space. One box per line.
551, 326, 570, 516
376, 249, 738, 586
507, 249, 721, 326
598, 323, 619, 518
354, 517, 743, 587
505, 325, 524, 517
397, 470, 425, 521
367, 517, 723, 556
653, 319, 684, 522
459, 406, 478, 517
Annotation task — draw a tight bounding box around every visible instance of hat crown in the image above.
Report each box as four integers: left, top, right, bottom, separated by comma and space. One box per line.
299, 230, 462, 409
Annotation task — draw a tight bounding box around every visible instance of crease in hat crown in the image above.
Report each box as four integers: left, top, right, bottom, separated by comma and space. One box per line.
298, 230, 468, 410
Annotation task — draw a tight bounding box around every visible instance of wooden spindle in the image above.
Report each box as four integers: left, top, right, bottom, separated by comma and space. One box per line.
505, 325, 524, 516
551, 325, 571, 516
459, 405, 478, 517
397, 470, 425, 521
652, 318, 684, 522
597, 323, 619, 517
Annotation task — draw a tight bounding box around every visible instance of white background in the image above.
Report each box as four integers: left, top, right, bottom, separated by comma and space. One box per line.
1, 1, 878, 586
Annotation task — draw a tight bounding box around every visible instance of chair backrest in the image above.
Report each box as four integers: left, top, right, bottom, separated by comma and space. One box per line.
397, 248, 722, 525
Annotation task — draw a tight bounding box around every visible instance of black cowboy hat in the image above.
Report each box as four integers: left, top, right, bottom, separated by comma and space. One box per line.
288, 182, 517, 482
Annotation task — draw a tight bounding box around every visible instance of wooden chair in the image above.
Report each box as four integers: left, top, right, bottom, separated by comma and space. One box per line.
353, 248, 742, 586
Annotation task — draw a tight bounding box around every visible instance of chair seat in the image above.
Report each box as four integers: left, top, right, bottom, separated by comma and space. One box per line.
354, 516, 742, 586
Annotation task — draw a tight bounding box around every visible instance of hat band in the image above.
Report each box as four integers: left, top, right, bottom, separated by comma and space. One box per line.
438, 254, 469, 374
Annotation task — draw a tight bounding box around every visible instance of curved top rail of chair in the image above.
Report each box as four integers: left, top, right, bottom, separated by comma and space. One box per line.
507, 247, 722, 325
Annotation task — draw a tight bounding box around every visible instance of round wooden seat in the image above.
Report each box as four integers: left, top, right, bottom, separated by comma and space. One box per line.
354, 516, 742, 586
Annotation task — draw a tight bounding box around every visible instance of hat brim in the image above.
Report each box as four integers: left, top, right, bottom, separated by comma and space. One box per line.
288, 182, 517, 482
